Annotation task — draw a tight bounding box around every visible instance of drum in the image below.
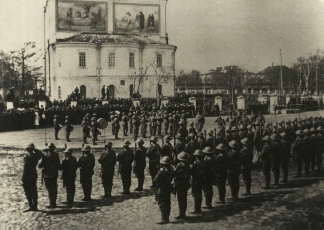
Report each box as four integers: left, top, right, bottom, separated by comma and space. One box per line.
97, 118, 108, 129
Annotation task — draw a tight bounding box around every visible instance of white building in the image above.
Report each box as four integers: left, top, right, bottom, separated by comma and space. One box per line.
45, 0, 176, 100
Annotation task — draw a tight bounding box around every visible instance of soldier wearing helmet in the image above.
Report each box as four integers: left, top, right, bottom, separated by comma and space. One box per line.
61, 148, 77, 204
303, 129, 311, 175
117, 140, 134, 195
202, 146, 215, 209
65, 115, 73, 142
260, 135, 272, 189
114, 116, 120, 140
22, 143, 44, 212
316, 126, 324, 173
77, 145, 95, 201
38, 143, 61, 208
98, 142, 116, 198
309, 127, 318, 173
191, 150, 204, 213
53, 115, 61, 140
240, 138, 253, 195
173, 152, 191, 219
153, 156, 174, 225
134, 139, 146, 191
270, 133, 281, 187
227, 140, 241, 201
161, 135, 173, 160
146, 136, 161, 188
215, 143, 228, 204
280, 132, 291, 183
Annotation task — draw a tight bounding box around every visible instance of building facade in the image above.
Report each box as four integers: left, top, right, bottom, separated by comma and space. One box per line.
45, 0, 176, 100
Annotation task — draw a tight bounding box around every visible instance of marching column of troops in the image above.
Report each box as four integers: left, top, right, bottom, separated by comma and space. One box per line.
22, 113, 324, 225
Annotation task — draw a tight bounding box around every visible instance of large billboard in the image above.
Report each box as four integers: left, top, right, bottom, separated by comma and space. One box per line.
114, 3, 160, 34
56, 1, 108, 32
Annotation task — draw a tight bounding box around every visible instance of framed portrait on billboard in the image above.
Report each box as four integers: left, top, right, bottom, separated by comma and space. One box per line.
56, 0, 108, 32
114, 3, 160, 34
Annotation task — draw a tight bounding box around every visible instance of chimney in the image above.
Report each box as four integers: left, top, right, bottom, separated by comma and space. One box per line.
272, 62, 274, 67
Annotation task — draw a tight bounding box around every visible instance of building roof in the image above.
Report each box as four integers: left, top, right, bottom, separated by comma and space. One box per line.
56, 33, 172, 46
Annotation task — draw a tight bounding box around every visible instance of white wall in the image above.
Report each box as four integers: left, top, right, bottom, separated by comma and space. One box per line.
49, 42, 175, 100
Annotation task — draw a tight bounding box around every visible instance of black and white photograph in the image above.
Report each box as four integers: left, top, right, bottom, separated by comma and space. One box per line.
0, 0, 324, 229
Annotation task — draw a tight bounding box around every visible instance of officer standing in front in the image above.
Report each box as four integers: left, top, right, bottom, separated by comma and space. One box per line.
77, 145, 95, 201
98, 142, 116, 198
153, 156, 174, 225
61, 148, 77, 205
38, 143, 61, 208
22, 143, 44, 212
174, 152, 191, 219
65, 116, 73, 142
240, 138, 253, 195
117, 140, 134, 194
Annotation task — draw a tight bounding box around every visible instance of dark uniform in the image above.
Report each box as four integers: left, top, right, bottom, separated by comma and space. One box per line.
202, 147, 215, 209
98, 143, 116, 197
134, 141, 147, 191
122, 114, 129, 136
215, 144, 228, 203
291, 131, 304, 178
240, 139, 253, 194
81, 118, 90, 144
303, 130, 311, 175
174, 152, 191, 219
270, 134, 281, 186
227, 141, 241, 200
153, 157, 174, 225
114, 117, 120, 139
174, 136, 186, 165
191, 150, 204, 213
22, 144, 44, 211
146, 139, 160, 187
53, 116, 60, 140
161, 137, 174, 159
280, 133, 291, 182
117, 142, 134, 194
77, 146, 95, 201
316, 128, 324, 172
38, 144, 61, 208
91, 117, 101, 145
65, 117, 73, 142
260, 136, 271, 188
61, 148, 77, 203
309, 129, 317, 172
185, 136, 198, 164
140, 115, 148, 138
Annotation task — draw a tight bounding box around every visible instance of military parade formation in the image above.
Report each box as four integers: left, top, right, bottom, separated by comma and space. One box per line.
20, 106, 324, 225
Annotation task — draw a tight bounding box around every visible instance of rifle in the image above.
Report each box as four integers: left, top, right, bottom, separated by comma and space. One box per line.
133, 143, 137, 177
204, 129, 207, 140
214, 128, 216, 151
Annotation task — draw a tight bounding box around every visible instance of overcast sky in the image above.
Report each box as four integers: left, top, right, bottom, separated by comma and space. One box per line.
0, 0, 324, 73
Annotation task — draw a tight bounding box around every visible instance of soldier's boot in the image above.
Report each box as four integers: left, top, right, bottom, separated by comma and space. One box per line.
157, 209, 169, 225
32, 196, 38, 211
262, 176, 271, 189
192, 199, 202, 213
203, 196, 212, 209
273, 171, 280, 186
228, 186, 236, 200
24, 197, 34, 212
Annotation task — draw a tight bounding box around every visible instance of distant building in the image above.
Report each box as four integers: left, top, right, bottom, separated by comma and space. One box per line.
45, 0, 176, 100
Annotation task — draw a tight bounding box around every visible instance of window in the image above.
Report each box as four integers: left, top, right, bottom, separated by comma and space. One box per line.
120, 80, 125, 85
109, 53, 115, 68
157, 54, 162, 67
129, 52, 135, 68
79, 52, 86, 67
58, 86, 61, 99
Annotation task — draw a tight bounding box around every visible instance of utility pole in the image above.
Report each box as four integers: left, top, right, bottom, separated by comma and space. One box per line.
44, 6, 47, 96
280, 49, 283, 96
22, 49, 25, 100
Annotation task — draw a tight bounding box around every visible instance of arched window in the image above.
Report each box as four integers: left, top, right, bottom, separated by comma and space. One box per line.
130, 84, 134, 98
58, 86, 61, 99
108, 85, 115, 99
80, 85, 86, 99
